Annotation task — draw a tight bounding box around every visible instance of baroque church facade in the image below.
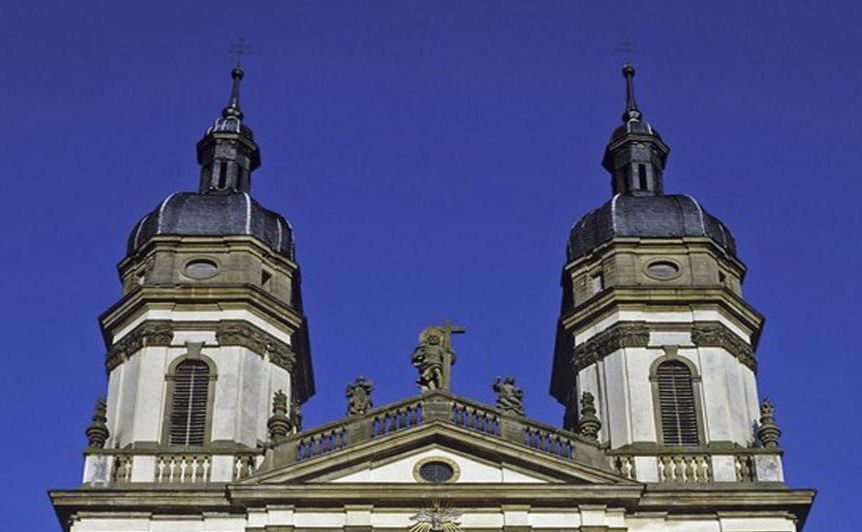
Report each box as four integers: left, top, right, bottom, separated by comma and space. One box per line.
50, 65, 815, 531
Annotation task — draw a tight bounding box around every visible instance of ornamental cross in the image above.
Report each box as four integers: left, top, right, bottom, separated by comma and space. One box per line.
229, 38, 253, 65
614, 36, 638, 64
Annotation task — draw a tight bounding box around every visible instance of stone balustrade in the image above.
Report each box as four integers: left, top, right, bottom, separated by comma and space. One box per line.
277, 391, 590, 465
82, 450, 263, 485
606, 450, 781, 483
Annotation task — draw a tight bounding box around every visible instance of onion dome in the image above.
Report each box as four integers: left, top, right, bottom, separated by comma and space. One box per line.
568, 65, 737, 261
568, 194, 736, 261
126, 66, 295, 259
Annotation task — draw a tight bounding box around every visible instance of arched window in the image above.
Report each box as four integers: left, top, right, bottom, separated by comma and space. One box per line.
656, 360, 699, 446
168, 359, 210, 446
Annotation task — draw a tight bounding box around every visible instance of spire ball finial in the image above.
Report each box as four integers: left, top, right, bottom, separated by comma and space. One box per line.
232, 65, 244, 80
622, 63, 635, 77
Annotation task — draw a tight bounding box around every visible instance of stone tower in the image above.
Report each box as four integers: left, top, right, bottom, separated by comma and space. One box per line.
82, 66, 314, 484
550, 65, 778, 482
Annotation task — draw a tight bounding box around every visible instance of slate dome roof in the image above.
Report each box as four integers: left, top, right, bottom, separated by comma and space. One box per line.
567, 194, 736, 261
127, 191, 294, 259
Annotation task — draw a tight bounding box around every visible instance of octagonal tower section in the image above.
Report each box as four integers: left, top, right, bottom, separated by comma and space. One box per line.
83, 67, 313, 485
551, 65, 782, 484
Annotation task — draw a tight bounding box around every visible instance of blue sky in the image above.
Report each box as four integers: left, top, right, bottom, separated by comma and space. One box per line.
1, 1, 858, 530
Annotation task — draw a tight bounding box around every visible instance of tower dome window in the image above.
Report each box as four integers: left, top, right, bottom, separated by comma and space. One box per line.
646, 260, 680, 280
184, 259, 219, 279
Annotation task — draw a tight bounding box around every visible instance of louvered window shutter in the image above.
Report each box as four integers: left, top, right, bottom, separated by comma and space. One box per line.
169, 360, 210, 445
656, 361, 699, 446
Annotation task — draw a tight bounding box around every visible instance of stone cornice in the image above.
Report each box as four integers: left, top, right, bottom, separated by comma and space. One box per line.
106, 321, 173, 372
119, 234, 299, 272
573, 322, 650, 372
561, 287, 764, 349
105, 320, 295, 373
691, 321, 757, 372
100, 285, 306, 346
570, 321, 757, 374
215, 320, 296, 371
564, 236, 748, 276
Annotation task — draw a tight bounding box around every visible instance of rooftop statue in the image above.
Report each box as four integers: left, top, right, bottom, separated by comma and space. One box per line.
346, 376, 374, 416
492, 376, 525, 416
411, 321, 465, 392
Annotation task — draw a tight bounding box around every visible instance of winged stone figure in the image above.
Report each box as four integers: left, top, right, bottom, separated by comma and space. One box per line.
409, 504, 463, 532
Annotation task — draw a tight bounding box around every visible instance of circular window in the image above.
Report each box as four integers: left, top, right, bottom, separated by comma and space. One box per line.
646, 260, 680, 280
184, 259, 219, 279
418, 461, 455, 483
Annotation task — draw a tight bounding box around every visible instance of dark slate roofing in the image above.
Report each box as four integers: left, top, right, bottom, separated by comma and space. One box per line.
567, 194, 736, 261
609, 118, 662, 142
127, 191, 294, 259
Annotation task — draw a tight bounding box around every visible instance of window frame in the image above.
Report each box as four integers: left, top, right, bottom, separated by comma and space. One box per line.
649, 354, 706, 447
161, 354, 218, 448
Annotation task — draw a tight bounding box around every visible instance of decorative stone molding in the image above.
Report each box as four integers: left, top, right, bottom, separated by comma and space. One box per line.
106, 321, 173, 372
105, 320, 296, 372
215, 321, 295, 371
571, 321, 757, 372
573, 322, 650, 372
691, 321, 757, 371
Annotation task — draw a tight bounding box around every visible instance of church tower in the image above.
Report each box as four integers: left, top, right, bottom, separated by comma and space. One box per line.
550, 65, 781, 482
82, 66, 314, 484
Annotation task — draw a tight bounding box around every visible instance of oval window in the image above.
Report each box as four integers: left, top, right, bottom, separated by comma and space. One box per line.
418, 461, 455, 483
646, 260, 679, 279
185, 259, 218, 279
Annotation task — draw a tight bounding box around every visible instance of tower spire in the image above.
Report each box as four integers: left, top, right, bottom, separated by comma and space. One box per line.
224, 65, 244, 120
195, 66, 261, 194
601, 63, 669, 197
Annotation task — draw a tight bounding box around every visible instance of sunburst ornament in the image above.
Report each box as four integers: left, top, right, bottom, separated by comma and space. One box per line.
409, 501, 463, 532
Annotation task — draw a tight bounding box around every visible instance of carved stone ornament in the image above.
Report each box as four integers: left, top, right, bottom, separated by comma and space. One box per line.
85, 397, 110, 449
346, 376, 374, 416
577, 391, 601, 440
105, 321, 173, 372
492, 376, 525, 416
215, 321, 296, 371
410, 502, 463, 532
757, 398, 781, 448
267, 389, 292, 443
691, 321, 757, 372
573, 322, 650, 372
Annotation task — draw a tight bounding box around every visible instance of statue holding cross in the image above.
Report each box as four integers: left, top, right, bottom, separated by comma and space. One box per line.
411, 320, 465, 392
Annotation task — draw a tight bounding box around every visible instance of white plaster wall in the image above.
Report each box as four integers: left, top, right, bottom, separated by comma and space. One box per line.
693, 346, 732, 442
625, 347, 658, 442
131, 346, 171, 443
113, 309, 293, 345
330, 447, 548, 483
114, 355, 139, 448
602, 351, 632, 448
210, 345, 242, 442
575, 309, 750, 345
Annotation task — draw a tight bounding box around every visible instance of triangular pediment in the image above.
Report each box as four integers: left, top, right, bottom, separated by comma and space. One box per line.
245, 420, 633, 486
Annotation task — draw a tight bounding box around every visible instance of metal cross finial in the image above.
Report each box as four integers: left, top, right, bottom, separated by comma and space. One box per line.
228, 38, 253, 66
614, 36, 638, 65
